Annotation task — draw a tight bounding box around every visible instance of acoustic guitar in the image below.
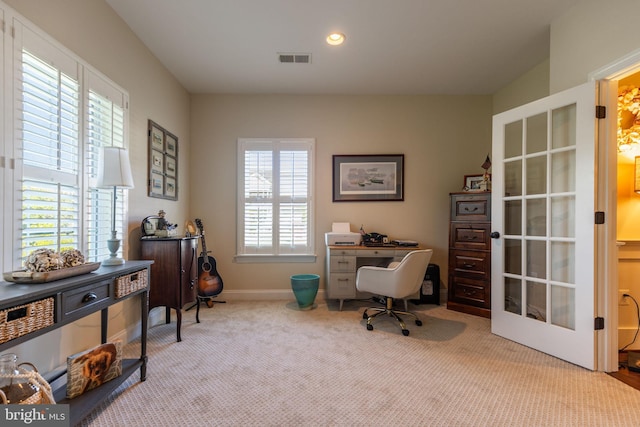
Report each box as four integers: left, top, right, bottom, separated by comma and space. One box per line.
194, 218, 223, 298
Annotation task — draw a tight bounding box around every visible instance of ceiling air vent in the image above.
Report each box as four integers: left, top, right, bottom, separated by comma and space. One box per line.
278, 53, 311, 64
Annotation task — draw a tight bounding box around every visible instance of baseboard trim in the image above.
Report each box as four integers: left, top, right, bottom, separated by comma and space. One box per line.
220, 289, 326, 301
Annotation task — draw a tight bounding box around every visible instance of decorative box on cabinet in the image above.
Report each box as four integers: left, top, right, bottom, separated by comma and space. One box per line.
140, 236, 198, 342
447, 192, 491, 318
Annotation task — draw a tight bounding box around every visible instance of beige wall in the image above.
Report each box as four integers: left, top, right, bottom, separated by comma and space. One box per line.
492, 58, 550, 114
3, 0, 191, 370
550, 0, 640, 350
550, 0, 640, 93
190, 94, 492, 295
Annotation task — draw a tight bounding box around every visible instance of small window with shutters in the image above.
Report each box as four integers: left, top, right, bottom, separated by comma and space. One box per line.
237, 138, 315, 260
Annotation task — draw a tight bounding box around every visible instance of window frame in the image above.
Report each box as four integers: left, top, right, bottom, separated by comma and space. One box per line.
236, 138, 316, 263
1, 13, 130, 272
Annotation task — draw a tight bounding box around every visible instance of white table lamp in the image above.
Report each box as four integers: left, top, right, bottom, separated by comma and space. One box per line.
97, 147, 134, 265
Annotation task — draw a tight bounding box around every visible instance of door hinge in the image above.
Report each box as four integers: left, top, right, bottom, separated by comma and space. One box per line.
596, 105, 606, 119
595, 211, 605, 224
595, 317, 605, 330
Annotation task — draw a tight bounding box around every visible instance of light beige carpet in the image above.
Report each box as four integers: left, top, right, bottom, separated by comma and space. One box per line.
81, 300, 640, 426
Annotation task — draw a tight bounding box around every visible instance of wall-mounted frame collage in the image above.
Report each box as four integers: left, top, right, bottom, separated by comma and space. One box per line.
148, 119, 178, 200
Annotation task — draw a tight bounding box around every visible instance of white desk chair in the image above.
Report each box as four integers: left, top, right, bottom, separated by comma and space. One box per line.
356, 249, 433, 336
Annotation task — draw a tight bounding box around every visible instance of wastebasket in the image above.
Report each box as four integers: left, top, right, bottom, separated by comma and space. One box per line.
290, 274, 320, 310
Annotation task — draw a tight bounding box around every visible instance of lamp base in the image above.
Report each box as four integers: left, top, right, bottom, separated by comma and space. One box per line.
103, 237, 124, 266
101, 257, 125, 266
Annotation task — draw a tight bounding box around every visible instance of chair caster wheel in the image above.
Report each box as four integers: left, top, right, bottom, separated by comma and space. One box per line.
206, 300, 214, 308
415, 320, 423, 326
362, 312, 368, 320
402, 329, 410, 336
367, 324, 374, 331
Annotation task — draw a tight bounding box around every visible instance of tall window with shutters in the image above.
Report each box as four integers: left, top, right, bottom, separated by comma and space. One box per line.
12, 23, 129, 270
19, 49, 81, 262
237, 138, 315, 258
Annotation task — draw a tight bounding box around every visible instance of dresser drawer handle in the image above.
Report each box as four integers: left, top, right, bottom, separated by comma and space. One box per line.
81, 292, 98, 303
464, 207, 478, 212
465, 235, 478, 240
337, 261, 350, 264
337, 278, 350, 282
463, 263, 476, 268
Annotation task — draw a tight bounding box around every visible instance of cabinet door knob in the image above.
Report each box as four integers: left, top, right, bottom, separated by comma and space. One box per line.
490, 231, 500, 239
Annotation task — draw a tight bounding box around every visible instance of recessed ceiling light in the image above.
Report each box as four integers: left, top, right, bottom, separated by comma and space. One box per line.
326, 32, 346, 46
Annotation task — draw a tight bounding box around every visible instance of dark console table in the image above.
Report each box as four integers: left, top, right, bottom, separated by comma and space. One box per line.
0, 261, 152, 426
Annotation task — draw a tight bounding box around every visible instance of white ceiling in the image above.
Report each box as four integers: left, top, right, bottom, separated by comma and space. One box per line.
105, 0, 582, 95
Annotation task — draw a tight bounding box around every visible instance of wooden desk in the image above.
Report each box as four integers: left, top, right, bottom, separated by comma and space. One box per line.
325, 245, 422, 310
0, 261, 151, 427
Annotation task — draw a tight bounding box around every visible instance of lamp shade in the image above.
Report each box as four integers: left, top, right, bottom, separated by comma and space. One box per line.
97, 147, 134, 189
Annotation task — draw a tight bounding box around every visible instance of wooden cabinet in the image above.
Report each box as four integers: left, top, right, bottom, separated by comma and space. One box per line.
447, 192, 491, 318
140, 237, 198, 342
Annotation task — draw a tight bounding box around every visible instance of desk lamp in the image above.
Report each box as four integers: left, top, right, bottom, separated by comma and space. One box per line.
97, 147, 134, 265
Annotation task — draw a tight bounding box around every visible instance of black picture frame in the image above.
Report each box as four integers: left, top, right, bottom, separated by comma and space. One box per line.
332, 154, 404, 202
148, 120, 178, 200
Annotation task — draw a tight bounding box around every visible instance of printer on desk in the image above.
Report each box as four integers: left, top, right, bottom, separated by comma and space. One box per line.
325, 232, 362, 246
325, 222, 362, 246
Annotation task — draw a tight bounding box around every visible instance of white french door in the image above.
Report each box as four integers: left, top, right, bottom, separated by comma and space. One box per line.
491, 81, 597, 370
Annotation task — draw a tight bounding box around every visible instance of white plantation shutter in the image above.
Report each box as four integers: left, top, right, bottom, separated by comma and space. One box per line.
279, 150, 309, 249
8, 20, 130, 270
85, 80, 128, 262
238, 139, 314, 257
19, 48, 81, 261
244, 149, 273, 249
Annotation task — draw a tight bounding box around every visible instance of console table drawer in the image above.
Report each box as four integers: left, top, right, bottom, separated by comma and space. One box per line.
61, 280, 111, 318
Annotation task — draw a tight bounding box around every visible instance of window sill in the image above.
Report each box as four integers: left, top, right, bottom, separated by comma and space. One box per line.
234, 254, 317, 263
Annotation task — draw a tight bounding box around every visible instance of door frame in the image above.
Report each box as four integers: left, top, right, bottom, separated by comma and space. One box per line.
589, 48, 640, 372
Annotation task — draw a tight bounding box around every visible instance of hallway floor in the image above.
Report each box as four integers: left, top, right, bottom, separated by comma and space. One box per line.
609, 352, 640, 392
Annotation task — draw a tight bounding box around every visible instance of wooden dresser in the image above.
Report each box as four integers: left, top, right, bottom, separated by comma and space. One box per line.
140, 236, 198, 341
447, 192, 491, 318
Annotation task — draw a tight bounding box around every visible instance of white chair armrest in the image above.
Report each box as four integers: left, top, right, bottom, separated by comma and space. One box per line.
356, 265, 397, 295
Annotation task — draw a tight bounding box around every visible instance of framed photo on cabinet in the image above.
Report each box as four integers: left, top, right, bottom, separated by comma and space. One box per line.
147, 119, 178, 200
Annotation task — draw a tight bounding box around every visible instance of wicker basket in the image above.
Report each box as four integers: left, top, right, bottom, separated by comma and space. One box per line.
0, 297, 55, 345
115, 270, 148, 298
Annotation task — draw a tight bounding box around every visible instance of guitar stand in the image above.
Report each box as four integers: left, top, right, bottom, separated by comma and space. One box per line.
186, 295, 226, 323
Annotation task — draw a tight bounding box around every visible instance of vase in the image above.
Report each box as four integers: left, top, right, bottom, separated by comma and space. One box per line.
290, 274, 320, 310
0, 353, 39, 404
